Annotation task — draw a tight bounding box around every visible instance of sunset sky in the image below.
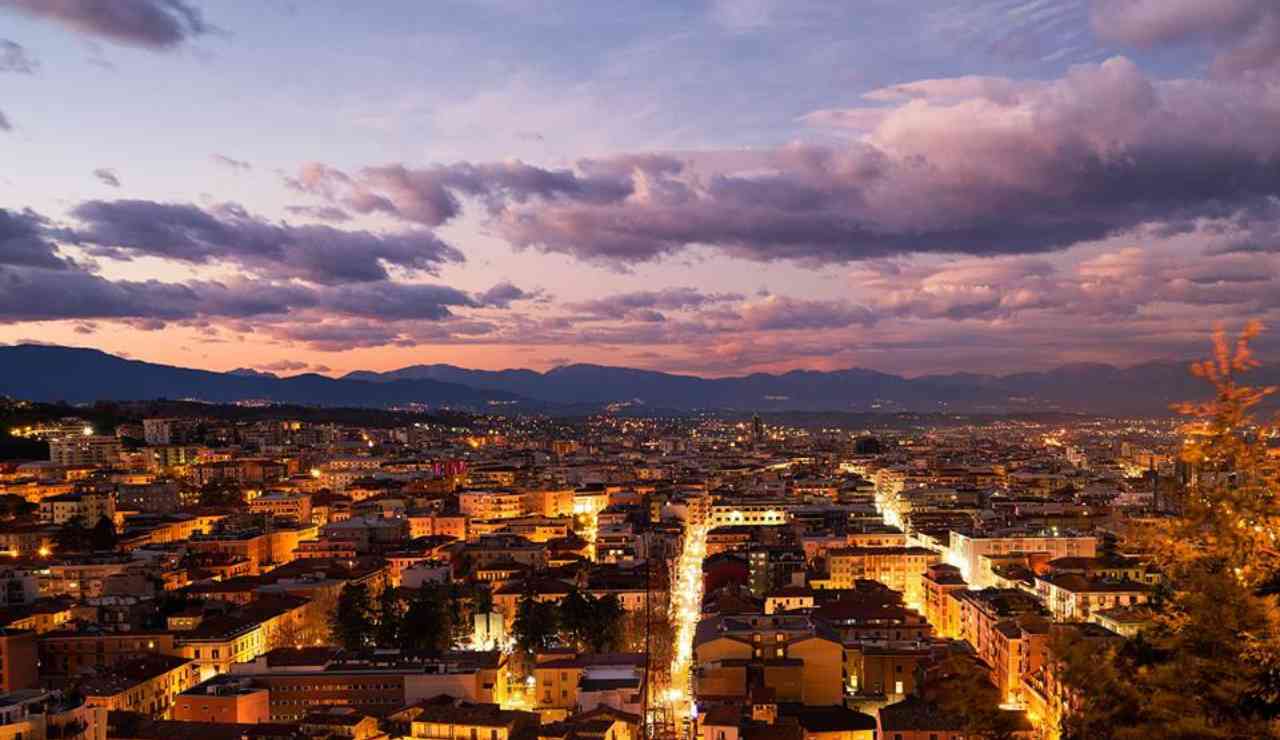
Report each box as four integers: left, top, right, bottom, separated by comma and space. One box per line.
2, 0, 1279, 378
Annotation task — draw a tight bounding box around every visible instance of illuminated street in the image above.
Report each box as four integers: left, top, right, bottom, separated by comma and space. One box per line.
667, 519, 709, 736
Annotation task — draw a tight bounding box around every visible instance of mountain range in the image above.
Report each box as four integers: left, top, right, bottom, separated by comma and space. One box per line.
0, 344, 1265, 416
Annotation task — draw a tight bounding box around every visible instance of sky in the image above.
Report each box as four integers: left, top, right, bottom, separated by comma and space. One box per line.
1, 0, 1279, 378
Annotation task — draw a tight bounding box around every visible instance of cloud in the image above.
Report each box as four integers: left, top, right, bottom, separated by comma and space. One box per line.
286, 159, 634, 227
489, 58, 1280, 266
92, 168, 121, 188
709, 0, 777, 33
733, 295, 876, 331
1090, 0, 1280, 77
0, 204, 555, 351
565, 287, 744, 320
0, 208, 71, 269
283, 204, 351, 222
318, 282, 479, 321
476, 281, 535, 308
0, 267, 289, 323
0, 39, 36, 73
0, 262, 492, 328
298, 58, 1280, 272
211, 153, 251, 171
265, 321, 411, 351
260, 359, 308, 372
0, 110, 10, 131
67, 199, 464, 284
1, 0, 212, 50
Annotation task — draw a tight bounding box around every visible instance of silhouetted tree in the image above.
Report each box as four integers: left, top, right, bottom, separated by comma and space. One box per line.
374, 586, 404, 648
403, 585, 452, 655
513, 594, 558, 655
331, 583, 374, 651
54, 517, 87, 553
588, 594, 625, 653
90, 516, 117, 551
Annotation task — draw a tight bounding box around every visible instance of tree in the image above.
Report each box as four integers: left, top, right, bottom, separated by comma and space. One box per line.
555, 588, 624, 653
1059, 323, 1280, 739
300, 588, 337, 645
512, 595, 559, 655
559, 588, 596, 649
374, 586, 405, 648
402, 585, 452, 655
90, 515, 117, 551
586, 594, 624, 653
0, 495, 35, 519
929, 655, 1028, 740
446, 583, 484, 648
267, 614, 307, 651
330, 583, 374, 651
54, 517, 87, 553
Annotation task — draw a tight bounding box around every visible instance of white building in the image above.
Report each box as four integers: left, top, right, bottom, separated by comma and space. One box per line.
38, 492, 116, 527
948, 531, 1097, 587
48, 436, 121, 467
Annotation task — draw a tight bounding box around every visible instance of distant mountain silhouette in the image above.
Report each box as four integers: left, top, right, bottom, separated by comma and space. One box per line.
0, 345, 521, 408
344, 359, 1263, 415
1, 344, 1267, 414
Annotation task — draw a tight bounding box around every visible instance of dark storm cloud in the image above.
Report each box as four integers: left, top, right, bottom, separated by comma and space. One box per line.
68, 199, 464, 284
0, 110, 11, 131
1, 0, 211, 50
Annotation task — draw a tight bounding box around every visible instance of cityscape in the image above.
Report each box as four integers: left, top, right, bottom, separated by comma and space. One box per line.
2, 1, 1280, 739
0, 392, 1225, 739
